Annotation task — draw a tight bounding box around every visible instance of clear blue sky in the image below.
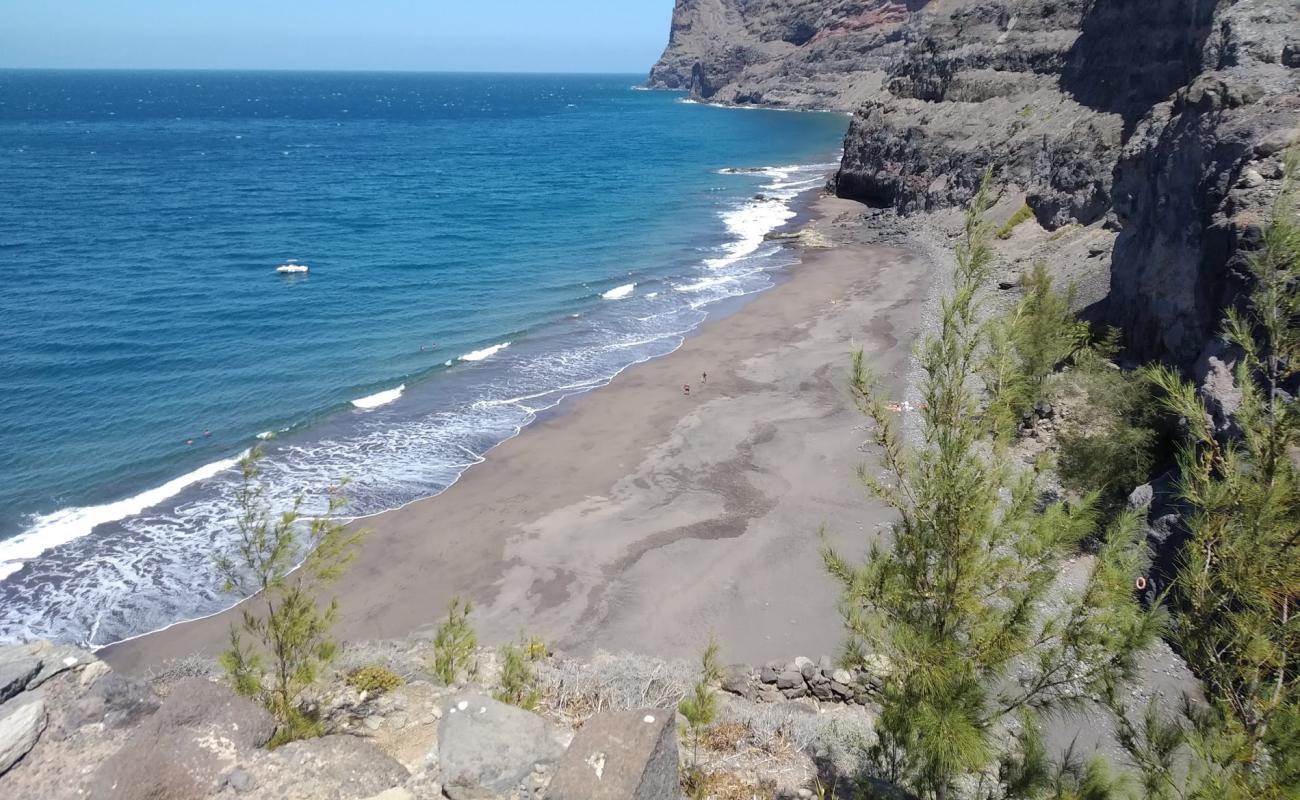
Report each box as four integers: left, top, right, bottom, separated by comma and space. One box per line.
0, 1, 677, 72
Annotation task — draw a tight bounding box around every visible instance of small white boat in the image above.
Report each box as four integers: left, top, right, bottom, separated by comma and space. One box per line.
276, 260, 309, 274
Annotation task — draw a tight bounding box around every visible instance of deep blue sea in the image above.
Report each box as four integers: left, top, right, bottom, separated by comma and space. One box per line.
0, 70, 847, 647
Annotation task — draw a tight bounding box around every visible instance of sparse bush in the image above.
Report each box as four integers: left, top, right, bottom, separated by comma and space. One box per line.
1057, 343, 1160, 516
431, 596, 477, 685
983, 262, 1089, 440
996, 202, 1034, 239
345, 665, 403, 695
679, 638, 722, 799
214, 447, 367, 747
495, 638, 543, 711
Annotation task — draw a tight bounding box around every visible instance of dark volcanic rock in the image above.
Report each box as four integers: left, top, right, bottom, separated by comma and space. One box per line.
87, 678, 275, 799
651, 0, 1300, 367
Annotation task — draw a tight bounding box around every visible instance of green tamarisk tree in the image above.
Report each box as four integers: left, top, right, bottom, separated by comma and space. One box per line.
823, 175, 1161, 800
1119, 151, 1300, 800
215, 447, 368, 746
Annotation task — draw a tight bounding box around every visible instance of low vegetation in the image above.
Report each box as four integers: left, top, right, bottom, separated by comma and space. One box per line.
345, 665, 403, 696
1056, 342, 1161, 517
495, 637, 544, 711
431, 595, 477, 685
679, 638, 723, 800
982, 261, 1089, 442
214, 447, 368, 747
996, 202, 1034, 239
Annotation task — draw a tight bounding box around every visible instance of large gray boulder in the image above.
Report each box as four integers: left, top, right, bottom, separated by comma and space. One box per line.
546, 709, 680, 800
0, 654, 41, 705
257, 735, 409, 798
0, 693, 47, 776
436, 693, 567, 796
63, 672, 160, 733
88, 678, 275, 798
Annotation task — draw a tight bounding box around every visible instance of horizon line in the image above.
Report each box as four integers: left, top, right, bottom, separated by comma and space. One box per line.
0, 66, 656, 77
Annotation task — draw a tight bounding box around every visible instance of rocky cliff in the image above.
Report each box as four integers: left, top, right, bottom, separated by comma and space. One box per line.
651, 0, 1300, 367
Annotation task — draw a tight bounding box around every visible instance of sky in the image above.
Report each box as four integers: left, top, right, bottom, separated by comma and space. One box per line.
0, 1, 677, 73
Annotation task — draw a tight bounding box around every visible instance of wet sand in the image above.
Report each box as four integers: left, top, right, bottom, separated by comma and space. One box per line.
103, 196, 931, 673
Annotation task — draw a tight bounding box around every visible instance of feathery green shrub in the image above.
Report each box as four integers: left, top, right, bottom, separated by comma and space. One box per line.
431, 595, 477, 685
983, 262, 1089, 441
825, 174, 1160, 800
1115, 151, 1300, 800
215, 447, 368, 748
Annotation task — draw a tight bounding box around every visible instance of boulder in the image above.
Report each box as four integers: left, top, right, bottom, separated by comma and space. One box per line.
546, 709, 679, 799
756, 686, 783, 703
87, 678, 275, 798
64, 672, 160, 733
1283, 42, 1300, 67
781, 685, 809, 700
799, 663, 818, 682
437, 693, 566, 795
791, 656, 814, 672
270, 735, 409, 797
720, 665, 754, 700
831, 669, 853, 686
1128, 484, 1155, 510
758, 663, 780, 684
775, 671, 804, 690
0, 694, 47, 776
0, 654, 41, 705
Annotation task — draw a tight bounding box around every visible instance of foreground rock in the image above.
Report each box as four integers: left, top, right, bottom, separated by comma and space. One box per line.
546, 709, 679, 799
0, 695, 46, 775
436, 693, 568, 797
88, 678, 276, 798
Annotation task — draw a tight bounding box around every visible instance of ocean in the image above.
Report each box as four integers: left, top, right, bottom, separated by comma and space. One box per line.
0, 70, 847, 648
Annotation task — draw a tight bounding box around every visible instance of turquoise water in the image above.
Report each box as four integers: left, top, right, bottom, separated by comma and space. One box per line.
0, 71, 846, 646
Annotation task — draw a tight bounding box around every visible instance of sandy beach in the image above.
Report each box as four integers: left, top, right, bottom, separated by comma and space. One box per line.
103, 196, 931, 674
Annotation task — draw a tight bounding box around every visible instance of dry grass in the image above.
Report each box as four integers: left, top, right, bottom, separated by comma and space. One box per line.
683, 768, 778, 800
703, 722, 751, 753
536, 651, 695, 725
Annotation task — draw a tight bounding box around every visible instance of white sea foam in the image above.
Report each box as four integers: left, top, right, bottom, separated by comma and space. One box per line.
351, 384, 405, 410
0, 452, 247, 582
459, 342, 511, 362
0, 154, 838, 648
602, 283, 636, 300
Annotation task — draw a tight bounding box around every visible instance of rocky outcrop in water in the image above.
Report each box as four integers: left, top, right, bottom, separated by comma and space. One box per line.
651, 0, 1300, 367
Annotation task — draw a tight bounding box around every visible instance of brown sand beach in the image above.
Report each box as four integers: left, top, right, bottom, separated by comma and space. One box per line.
103, 196, 931, 674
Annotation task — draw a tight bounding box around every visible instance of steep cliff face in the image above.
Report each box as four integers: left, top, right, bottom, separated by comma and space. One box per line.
1105, 0, 1300, 365
649, 0, 934, 109
651, 0, 1300, 367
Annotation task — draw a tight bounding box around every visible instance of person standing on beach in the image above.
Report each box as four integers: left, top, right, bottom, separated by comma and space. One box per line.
702, 371, 707, 385
683, 384, 690, 396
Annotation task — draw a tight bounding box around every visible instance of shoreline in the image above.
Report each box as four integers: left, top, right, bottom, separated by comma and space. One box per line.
103, 193, 932, 674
